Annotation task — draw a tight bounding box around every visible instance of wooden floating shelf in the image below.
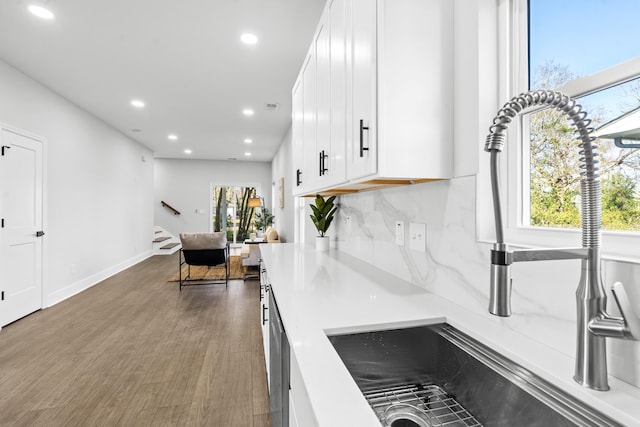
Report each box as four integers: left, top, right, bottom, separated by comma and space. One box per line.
300, 178, 442, 197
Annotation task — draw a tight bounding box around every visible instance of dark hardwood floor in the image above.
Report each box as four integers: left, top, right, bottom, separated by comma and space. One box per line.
0, 253, 271, 426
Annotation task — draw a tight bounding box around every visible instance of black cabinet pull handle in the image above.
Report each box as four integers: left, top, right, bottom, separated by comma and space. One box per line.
319, 150, 328, 176
360, 119, 370, 157
318, 151, 323, 176
296, 169, 302, 186
323, 150, 328, 175
262, 304, 268, 325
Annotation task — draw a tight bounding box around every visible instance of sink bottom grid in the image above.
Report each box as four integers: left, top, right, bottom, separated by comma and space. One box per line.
363, 383, 482, 427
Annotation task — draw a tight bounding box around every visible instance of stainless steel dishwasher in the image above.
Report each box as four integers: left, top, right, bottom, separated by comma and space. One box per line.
269, 290, 290, 427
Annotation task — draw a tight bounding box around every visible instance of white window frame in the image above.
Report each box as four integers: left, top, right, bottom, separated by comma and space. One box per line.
500, 0, 640, 263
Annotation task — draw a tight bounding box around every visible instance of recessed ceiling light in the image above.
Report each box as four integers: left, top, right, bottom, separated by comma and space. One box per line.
131, 99, 145, 108
28, 4, 54, 20
241, 33, 258, 45
168, 134, 178, 141
244, 152, 252, 156
184, 149, 192, 154
242, 108, 254, 116
244, 138, 253, 144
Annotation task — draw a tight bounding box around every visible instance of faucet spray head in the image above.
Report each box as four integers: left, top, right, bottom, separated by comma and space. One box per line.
489, 243, 512, 317
485, 133, 506, 153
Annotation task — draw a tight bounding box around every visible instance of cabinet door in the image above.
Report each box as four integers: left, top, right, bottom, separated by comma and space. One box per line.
347, 0, 377, 180
289, 351, 319, 427
328, 0, 347, 186
259, 263, 270, 383
292, 76, 304, 195
315, 16, 331, 186
302, 50, 318, 192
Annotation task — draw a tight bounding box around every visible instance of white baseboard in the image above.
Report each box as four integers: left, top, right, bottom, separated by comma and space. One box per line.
45, 250, 153, 308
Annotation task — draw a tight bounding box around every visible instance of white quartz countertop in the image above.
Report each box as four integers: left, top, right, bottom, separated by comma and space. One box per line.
260, 243, 640, 427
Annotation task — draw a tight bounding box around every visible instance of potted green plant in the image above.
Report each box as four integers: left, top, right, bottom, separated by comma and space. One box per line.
254, 207, 274, 232
309, 194, 337, 251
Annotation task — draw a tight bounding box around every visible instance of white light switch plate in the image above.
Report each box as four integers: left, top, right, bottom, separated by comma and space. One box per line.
409, 223, 426, 252
395, 221, 404, 245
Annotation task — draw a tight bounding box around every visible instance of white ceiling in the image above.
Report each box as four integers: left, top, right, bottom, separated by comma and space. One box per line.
0, 0, 325, 162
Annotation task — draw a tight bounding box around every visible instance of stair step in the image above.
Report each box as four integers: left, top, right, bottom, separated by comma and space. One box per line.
153, 236, 171, 243
160, 242, 180, 249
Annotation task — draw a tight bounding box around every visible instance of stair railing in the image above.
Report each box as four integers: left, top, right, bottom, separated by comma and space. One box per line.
161, 201, 181, 215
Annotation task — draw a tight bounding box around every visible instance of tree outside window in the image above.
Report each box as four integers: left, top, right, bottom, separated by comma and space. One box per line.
212, 186, 257, 242
527, 0, 640, 232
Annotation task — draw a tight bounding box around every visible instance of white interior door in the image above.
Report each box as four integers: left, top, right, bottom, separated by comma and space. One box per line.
0, 127, 44, 327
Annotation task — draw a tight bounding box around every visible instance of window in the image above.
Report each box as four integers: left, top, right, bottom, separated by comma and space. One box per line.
211, 186, 258, 244
504, 0, 640, 260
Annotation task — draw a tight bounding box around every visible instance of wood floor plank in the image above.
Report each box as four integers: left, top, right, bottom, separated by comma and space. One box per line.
151, 405, 189, 427
0, 253, 271, 427
254, 413, 273, 427
80, 356, 156, 426
252, 343, 270, 416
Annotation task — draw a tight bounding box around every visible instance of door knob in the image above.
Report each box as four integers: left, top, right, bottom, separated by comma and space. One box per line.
36, 231, 45, 237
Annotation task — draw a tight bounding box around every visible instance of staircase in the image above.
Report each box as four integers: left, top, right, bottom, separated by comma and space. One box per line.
153, 226, 181, 255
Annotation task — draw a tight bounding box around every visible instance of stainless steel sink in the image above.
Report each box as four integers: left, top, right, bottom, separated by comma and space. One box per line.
327, 323, 622, 427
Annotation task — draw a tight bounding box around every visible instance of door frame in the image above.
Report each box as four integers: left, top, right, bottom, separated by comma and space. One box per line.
0, 122, 47, 327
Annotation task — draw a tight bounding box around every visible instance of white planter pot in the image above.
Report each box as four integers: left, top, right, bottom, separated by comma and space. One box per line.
315, 236, 330, 252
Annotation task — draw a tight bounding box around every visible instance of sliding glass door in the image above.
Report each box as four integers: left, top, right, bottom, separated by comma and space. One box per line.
212, 186, 258, 244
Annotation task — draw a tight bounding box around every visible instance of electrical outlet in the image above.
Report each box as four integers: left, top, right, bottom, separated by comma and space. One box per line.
409, 223, 426, 252
395, 221, 405, 245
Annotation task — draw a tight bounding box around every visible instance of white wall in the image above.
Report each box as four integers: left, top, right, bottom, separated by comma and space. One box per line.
153, 158, 272, 237
335, 173, 640, 389
271, 127, 295, 242
0, 60, 154, 307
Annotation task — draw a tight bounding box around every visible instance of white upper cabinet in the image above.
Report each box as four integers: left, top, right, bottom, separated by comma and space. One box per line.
373, 0, 453, 181
315, 15, 332, 185
348, 0, 377, 180
302, 49, 318, 193
293, 0, 452, 196
322, 0, 347, 188
291, 49, 318, 195
292, 76, 304, 192
293, 1, 348, 196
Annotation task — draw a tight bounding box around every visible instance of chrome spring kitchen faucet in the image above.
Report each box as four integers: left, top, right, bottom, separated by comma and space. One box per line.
485, 89, 640, 391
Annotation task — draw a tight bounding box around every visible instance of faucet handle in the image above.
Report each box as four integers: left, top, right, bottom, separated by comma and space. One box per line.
611, 282, 640, 340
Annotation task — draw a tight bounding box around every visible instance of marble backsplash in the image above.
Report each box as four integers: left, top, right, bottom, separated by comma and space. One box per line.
333, 175, 640, 389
